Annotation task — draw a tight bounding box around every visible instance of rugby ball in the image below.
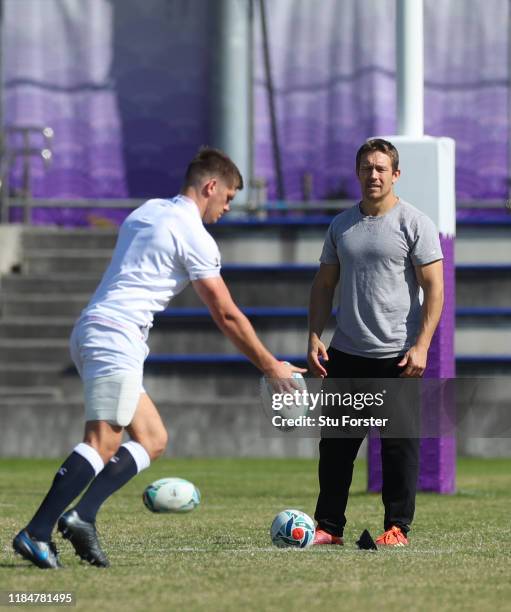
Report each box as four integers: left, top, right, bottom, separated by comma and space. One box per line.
142, 477, 201, 513
260, 363, 309, 430
270, 509, 315, 548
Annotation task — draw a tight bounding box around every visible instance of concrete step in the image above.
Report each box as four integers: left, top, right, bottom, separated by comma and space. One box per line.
2, 278, 509, 317
0, 339, 71, 363
0, 386, 62, 401
0, 363, 73, 388
0, 275, 314, 314
22, 228, 117, 251
149, 314, 332, 355
0, 357, 307, 399
143, 361, 271, 400
0, 266, 319, 310
456, 265, 511, 307
456, 226, 511, 264
1, 295, 90, 317
23, 250, 113, 275
0, 290, 208, 316
0, 315, 332, 359
0, 318, 74, 339
2, 265, 510, 313
456, 357, 511, 376
1, 274, 101, 295
145, 354, 511, 379
455, 321, 511, 355
21, 224, 511, 265
21, 245, 321, 275
1, 352, 510, 399
22, 224, 328, 265
152, 309, 511, 357
0, 398, 318, 458
1, 306, 509, 357
1, 392, 509, 458
143, 356, 511, 394
24, 238, 511, 269
0, 361, 262, 400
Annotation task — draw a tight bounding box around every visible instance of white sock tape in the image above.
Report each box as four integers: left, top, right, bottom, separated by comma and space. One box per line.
73, 442, 105, 476
122, 441, 151, 473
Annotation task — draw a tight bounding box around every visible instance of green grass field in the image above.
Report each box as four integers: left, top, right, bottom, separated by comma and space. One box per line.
1, 457, 510, 611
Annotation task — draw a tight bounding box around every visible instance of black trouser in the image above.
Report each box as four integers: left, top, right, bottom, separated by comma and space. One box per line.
314, 348, 420, 537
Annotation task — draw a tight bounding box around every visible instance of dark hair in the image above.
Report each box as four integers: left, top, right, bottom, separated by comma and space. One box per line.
356, 138, 399, 174
184, 146, 243, 190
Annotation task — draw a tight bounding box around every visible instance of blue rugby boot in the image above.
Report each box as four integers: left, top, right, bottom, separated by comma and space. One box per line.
12, 529, 61, 569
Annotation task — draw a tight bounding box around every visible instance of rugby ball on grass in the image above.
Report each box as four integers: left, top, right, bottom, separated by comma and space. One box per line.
143, 477, 200, 513
270, 509, 315, 548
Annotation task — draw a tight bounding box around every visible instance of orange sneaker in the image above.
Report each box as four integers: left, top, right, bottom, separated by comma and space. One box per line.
375, 526, 408, 546
313, 528, 344, 546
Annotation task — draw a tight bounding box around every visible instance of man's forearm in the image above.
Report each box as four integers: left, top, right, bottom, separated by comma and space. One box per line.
211, 309, 277, 373
308, 284, 335, 341
415, 286, 444, 349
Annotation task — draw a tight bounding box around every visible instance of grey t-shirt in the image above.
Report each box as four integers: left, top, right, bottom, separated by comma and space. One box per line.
320, 199, 443, 358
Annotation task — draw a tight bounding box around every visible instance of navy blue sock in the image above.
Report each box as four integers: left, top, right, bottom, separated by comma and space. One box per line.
26, 450, 98, 542
74, 446, 138, 523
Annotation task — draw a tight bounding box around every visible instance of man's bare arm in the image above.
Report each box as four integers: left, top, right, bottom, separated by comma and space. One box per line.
193, 276, 305, 380
307, 263, 340, 377
398, 259, 444, 377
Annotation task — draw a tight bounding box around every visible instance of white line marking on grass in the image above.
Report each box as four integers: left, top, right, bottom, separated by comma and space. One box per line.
167, 547, 455, 554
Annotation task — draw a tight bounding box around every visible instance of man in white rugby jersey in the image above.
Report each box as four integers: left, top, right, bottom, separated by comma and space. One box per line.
13, 146, 304, 569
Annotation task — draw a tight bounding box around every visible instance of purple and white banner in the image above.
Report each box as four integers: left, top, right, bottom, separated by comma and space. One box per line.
3, 0, 211, 211
253, 0, 509, 201
2, 0, 509, 218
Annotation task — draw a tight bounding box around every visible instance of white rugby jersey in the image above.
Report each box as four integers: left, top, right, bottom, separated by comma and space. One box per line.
80, 195, 221, 334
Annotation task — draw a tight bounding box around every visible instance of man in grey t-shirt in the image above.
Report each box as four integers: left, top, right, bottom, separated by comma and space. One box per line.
308, 139, 444, 546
